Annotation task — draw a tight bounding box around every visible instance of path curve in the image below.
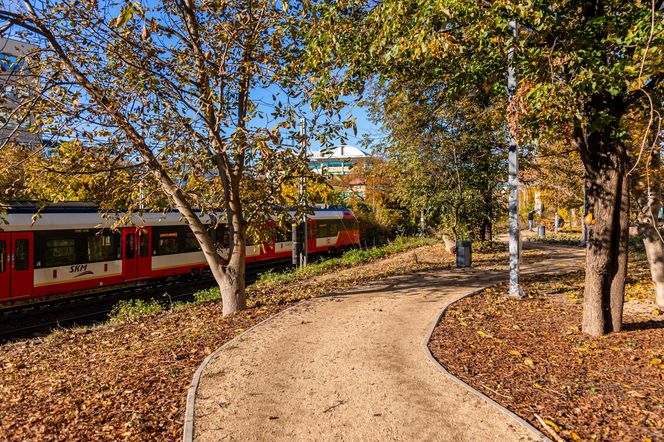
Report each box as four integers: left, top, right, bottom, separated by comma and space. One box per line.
190, 245, 584, 441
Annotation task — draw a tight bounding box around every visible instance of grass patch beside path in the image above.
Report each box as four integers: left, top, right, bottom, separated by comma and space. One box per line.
185, 236, 437, 308
254, 236, 436, 286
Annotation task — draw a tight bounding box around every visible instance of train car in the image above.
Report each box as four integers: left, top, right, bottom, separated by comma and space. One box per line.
0, 202, 360, 307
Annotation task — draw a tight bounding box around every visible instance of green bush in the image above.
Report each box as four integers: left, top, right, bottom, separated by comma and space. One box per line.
193, 287, 221, 304
109, 298, 164, 322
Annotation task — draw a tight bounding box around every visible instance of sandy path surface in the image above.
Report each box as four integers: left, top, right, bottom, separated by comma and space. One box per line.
194, 246, 584, 441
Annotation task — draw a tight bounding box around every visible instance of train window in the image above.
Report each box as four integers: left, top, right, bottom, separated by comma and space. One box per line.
157, 232, 179, 255
15, 239, 29, 271
153, 226, 200, 255
139, 231, 149, 257
87, 232, 117, 262
182, 229, 200, 253
317, 223, 329, 238
328, 221, 339, 237
125, 234, 136, 259
0, 240, 5, 272
339, 219, 357, 231
275, 227, 289, 243
43, 239, 76, 267
214, 224, 228, 248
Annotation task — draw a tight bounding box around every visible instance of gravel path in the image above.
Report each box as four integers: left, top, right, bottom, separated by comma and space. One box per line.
193, 246, 584, 441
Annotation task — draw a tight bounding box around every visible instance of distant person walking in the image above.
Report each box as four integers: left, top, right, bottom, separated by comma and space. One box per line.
528, 210, 535, 231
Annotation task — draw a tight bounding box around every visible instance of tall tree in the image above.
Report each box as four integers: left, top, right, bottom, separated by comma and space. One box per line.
368, 81, 505, 240
1, 0, 329, 315
307, 0, 662, 336
515, 1, 662, 335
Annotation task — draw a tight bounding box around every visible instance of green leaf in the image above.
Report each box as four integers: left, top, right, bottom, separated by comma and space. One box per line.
114, 5, 135, 29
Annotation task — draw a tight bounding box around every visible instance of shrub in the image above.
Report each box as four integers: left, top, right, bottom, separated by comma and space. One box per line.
109, 298, 164, 322
193, 287, 221, 304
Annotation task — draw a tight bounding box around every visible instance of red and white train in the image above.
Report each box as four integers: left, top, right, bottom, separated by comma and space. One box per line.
0, 202, 360, 307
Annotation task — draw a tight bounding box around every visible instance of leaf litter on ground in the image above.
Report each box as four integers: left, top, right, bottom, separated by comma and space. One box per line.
0, 239, 546, 441
429, 249, 664, 442
0, 239, 462, 440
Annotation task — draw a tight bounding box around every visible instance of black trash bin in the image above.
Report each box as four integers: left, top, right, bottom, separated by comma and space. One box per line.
456, 240, 472, 268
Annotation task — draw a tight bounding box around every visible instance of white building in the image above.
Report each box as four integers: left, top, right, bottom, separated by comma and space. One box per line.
308, 144, 369, 176
1, 37, 40, 148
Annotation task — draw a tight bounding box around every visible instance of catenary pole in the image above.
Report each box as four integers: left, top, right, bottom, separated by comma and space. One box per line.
507, 20, 523, 298
300, 117, 308, 267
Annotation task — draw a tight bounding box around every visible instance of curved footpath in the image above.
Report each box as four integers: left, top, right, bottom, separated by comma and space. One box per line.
189, 245, 584, 441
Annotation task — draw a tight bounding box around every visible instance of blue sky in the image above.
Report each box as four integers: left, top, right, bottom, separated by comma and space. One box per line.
251, 83, 385, 155
335, 104, 385, 153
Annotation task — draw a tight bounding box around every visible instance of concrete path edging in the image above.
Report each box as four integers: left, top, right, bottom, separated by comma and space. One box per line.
182, 304, 299, 442
422, 285, 551, 442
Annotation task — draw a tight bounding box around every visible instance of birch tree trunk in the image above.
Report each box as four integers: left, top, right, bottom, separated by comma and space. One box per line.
634, 149, 664, 307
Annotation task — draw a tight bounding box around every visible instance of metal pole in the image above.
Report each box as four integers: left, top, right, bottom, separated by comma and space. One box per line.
292, 223, 299, 266
300, 118, 308, 267
507, 20, 523, 298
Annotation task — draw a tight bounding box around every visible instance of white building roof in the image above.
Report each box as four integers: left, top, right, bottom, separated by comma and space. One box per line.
310, 144, 368, 161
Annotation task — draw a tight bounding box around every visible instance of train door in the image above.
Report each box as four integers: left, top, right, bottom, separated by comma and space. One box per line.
137, 227, 152, 278
122, 228, 138, 280
10, 232, 33, 298
0, 233, 9, 298
307, 221, 317, 253
122, 228, 152, 281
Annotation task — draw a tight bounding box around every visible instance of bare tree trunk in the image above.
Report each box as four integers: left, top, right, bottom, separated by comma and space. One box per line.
215, 167, 248, 315
582, 144, 629, 337
441, 234, 457, 254
479, 221, 487, 241
641, 223, 664, 307
481, 185, 493, 241
634, 170, 664, 307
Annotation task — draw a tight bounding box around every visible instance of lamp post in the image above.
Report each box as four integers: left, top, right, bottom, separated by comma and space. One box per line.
507, 20, 523, 298
299, 117, 308, 267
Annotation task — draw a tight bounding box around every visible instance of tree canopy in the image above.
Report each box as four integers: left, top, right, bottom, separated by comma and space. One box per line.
306, 0, 662, 336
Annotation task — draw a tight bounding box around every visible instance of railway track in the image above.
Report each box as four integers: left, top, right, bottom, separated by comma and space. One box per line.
0, 278, 215, 342
0, 240, 391, 343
